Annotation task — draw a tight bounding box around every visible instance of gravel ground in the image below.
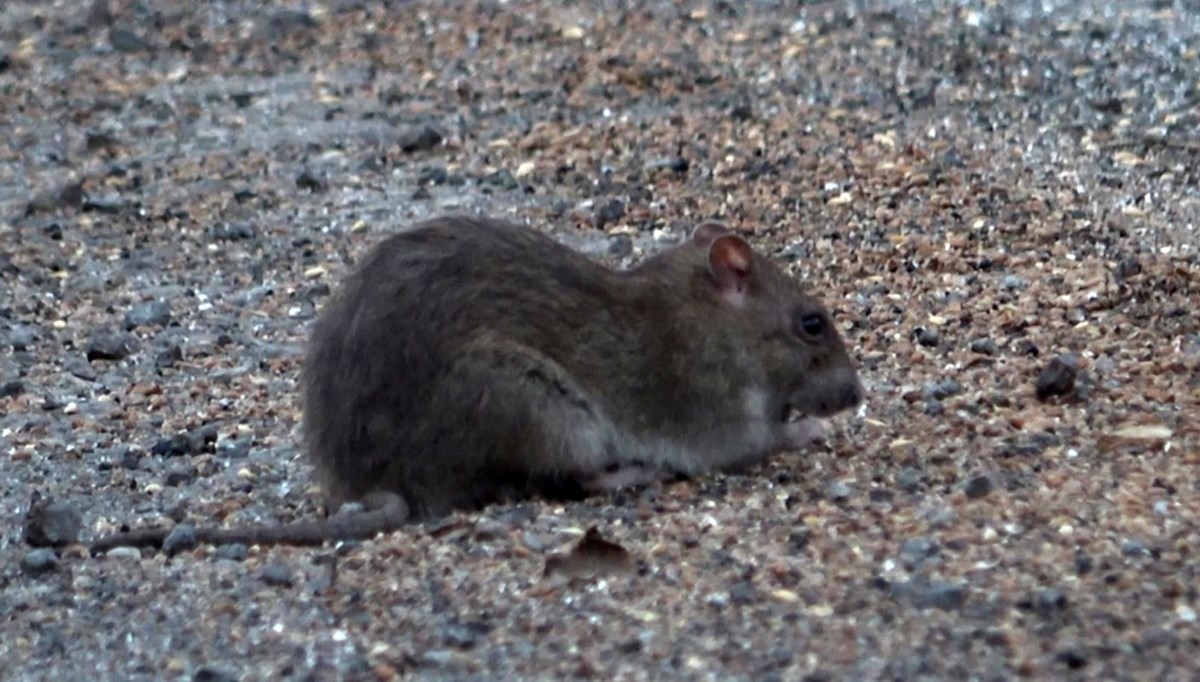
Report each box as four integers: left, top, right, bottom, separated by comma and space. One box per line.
2, 1, 1199, 680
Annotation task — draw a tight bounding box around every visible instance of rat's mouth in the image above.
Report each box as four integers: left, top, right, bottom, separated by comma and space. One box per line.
782, 405, 808, 423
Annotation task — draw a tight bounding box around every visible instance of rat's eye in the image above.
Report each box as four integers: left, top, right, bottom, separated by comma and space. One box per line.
795, 313, 825, 337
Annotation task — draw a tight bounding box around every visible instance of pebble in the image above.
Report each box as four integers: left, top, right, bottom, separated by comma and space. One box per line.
295, 169, 328, 193
1036, 355, 1079, 400
163, 525, 198, 555
22, 548, 61, 575
25, 181, 83, 215
215, 543, 249, 562
125, 300, 172, 329
915, 327, 939, 347
897, 468, 924, 493
913, 580, 967, 611
1033, 587, 1068, 615
106, 546, 143, 561
964, 474, 994, 499
644, 157, 689, 173
9, 324, 40, 350
969, 337, 998, 355
1001, 274, 1029, 291
827, 481, 853, 502
86, 330, 140, 361
192, 667, 240, 682
152, 425, 218, 457
899, 537, 939, 564
260, 561, 294, 587
482, 169, 518, 191
595, 199, 625, 228
64, 356, 99, 381
924, 379, 964, 400
1, 379, 24, 397
397, 124, 443, 153
24, 500, 83, 547
109, 26, 152, 53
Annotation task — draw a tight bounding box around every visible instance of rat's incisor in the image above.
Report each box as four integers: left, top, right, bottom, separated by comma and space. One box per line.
304, 215, 863, 520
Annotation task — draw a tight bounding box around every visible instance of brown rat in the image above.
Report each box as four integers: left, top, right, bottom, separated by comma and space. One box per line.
87, 214, 862, 552
304, 215, 863, 519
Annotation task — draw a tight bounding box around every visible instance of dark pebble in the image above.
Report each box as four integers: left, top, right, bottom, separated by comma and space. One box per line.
608, 234, 633, 257
397, 124, 443, 153
440, 624, 481, 649
156, 344, 183, 370
915, 327, 939, 347
192, 666, 240, 682
788, 528, 810, 553
899, 537, 939, 564
963, 474, 994, 499
109, 26, 152, 53
211, 222, 257, 241
924, 379, 963, 400
1036, 355, 1079, 401
1, 379, 24, 397
1056, 648, 1088, 670
25, 181, 84, 215
923, 399, 944, 416
86, 330, 139, 361
229, 91, 257, 108
64, 356, 98, 381
913, 580, 967, 610
9, 324, 39, 350
411, 186, 432, 200
970, 337, 998, 355
1120, 539, 1151, 558
729, 581, 758, 605
22, 548, 61, 575
164, 464, 196, 486
163, 525, 198, 556
595, 198, 625, 228
253, 9, 317, 41
1033, 587, 1068, 615
296, 169, 328, 193
82, 193, 125, 213
1001, 274, 1028, 291
483, 169, 518, 191
125, 300, 172, 329
897, 468, 924, 493
215, 543, 249, 561
260, 561, 294, 587
151, 424, 218, 457
24, 499, 83, 547
418, 166, 449, 185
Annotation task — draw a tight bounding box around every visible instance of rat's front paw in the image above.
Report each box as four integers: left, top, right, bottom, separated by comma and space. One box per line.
781, 416, 828, 448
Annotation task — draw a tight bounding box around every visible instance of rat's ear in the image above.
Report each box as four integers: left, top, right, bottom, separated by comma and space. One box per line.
691, 222, 729, 247
708, 234, 754, 302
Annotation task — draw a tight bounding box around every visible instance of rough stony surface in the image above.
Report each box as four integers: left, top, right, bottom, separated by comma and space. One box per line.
2, 1, 1198, 680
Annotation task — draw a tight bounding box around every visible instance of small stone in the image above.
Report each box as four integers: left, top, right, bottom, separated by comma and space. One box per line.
1036, 355, 1079, 401
24, 498, 83, 547
156, 344, 183, 370
192, 667, 240, 682
923, 399, 944, 416
964, 474, 994, 499
787, 528, 811, 553
1001, 275, 1029, 291
970, 337, 998, 355
9, 324, 39, 351
397, 124, 443, 153
1121, 539, 1151, 558
915, 327, 939, 347
124, 300, 172, 329
86, 330, 139, 361
260, 561, 294, 587
211, 222, 257, 241
1, 379, 24, 397
215, 543, 248, 561
296, 169, 328, 193
105, 546, 143, 560
109, 26, 152, 53
151, 424, 218, 457
473, 518, 508, 541
595, 199, 625, 228
64, 356, 98, 381
899, 537, 939, 564
418, 166, 449, 185
482, 169, 518, 191
1033, 588, 1067, 615
26, 181, 84, 215
729, 581, 758, 605
608, 234, 633, 258
163, 525, 198, 556
913, 580, 967, 610
897, 468, 924, 493
22, 548, 60, 575
827, 481, 853, 501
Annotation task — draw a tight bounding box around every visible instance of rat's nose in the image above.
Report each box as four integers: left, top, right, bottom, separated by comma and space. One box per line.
817, 370, 864, 415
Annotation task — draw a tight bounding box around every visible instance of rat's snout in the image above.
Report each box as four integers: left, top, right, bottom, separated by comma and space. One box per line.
809, 367, 864, 416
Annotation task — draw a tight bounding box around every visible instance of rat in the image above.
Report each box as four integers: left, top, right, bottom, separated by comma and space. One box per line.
87, 215, 862, 552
